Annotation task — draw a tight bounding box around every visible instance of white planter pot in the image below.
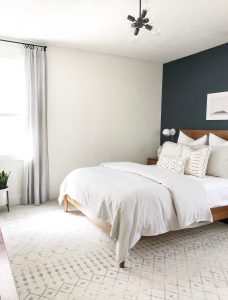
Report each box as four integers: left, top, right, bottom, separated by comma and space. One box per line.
0, 188, 8, 206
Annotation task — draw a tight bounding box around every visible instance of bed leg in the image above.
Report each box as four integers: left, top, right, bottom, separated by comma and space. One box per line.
119, 261, 125, 268
64, 196, 68, 212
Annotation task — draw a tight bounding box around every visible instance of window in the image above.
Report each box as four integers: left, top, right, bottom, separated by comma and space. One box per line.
0, 57, 27, 158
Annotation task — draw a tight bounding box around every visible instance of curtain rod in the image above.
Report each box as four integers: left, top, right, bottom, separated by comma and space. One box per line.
0, 38, 47, 50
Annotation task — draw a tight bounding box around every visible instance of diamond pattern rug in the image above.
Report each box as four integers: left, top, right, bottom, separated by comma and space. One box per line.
1, 201, 228, 300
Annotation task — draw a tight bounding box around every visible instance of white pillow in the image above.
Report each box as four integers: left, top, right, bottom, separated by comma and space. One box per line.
184, 146, 211, 178
209, 133, 228, 146
178, 131, 207, 145
157, 155, 185, 174
207, 146, 228, 178
158, 142, 211, 177
159, 142, 184, 158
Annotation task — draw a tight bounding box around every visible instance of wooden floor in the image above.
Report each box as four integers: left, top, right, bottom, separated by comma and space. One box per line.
0, 228, 18, 300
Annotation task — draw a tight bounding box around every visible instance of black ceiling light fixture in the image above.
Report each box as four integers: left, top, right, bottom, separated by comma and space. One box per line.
127, 0, 153, 36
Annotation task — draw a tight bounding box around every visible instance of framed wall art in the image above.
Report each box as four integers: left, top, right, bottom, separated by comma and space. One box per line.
206, 91, 228, 120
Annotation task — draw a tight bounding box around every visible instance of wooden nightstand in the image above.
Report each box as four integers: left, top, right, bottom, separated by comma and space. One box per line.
147, 158, 158, 165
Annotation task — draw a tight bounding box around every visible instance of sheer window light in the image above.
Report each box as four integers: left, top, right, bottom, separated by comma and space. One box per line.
0, 57, 27, 157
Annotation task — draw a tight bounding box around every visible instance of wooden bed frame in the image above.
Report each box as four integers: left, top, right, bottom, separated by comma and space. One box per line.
63, 129, 228, 268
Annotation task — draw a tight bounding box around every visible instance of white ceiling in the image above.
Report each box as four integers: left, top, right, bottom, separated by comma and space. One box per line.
0, 0, 227, 62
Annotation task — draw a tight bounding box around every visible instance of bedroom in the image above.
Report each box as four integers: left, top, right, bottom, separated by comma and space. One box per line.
0, 0, 228, 299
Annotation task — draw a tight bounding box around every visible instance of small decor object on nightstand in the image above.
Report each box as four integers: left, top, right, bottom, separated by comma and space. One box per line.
147, 157, 158, 165
0, 170, 10, 212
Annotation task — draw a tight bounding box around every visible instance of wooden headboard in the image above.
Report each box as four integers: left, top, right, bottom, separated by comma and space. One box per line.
180, 129, 228, 141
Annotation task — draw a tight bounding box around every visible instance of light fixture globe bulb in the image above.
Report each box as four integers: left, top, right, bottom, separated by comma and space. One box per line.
170, 128, 176, 136
151, 25, 160, 36
162, 129, 170, 136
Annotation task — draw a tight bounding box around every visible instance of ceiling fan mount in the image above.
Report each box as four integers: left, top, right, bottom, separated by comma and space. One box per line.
127, 0, 153, 36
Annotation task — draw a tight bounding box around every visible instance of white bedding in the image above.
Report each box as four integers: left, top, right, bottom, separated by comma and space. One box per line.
189, 175, 228, 208
59, 162, 213, 262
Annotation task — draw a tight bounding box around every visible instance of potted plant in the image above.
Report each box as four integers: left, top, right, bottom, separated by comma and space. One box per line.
0, 170, 10, 207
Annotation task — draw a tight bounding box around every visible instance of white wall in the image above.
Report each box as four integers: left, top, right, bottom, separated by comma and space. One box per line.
0, 43, 162, 205
48, 46, 163, 200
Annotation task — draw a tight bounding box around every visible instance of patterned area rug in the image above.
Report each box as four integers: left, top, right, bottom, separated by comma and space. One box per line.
1, 201, 228, 300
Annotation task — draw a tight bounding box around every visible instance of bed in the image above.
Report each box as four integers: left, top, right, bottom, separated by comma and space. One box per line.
59, 129, 228, 268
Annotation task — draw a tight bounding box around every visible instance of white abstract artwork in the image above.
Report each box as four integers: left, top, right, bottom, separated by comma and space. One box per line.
206, 92, 228, 120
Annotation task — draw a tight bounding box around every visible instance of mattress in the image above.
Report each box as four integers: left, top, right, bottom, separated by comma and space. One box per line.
189, 175, 228, 208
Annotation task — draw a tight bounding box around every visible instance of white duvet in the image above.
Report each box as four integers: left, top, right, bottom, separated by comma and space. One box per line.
59, 162, 212, 262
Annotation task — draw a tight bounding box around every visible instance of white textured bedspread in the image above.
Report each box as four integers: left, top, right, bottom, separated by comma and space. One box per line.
59, 162, 212, 262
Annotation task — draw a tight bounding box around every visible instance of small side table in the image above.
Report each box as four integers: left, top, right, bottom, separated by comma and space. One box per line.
147, 158, 158, 165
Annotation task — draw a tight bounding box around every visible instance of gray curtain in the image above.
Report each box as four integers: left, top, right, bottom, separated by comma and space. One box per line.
23, 45, 49, 205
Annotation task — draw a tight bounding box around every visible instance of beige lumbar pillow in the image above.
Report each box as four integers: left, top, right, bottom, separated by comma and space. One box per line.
183, 146, 211, 177
178, 131, 207, 145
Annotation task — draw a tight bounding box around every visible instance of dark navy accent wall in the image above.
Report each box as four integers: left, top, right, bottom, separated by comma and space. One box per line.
161, 43, 228, 143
